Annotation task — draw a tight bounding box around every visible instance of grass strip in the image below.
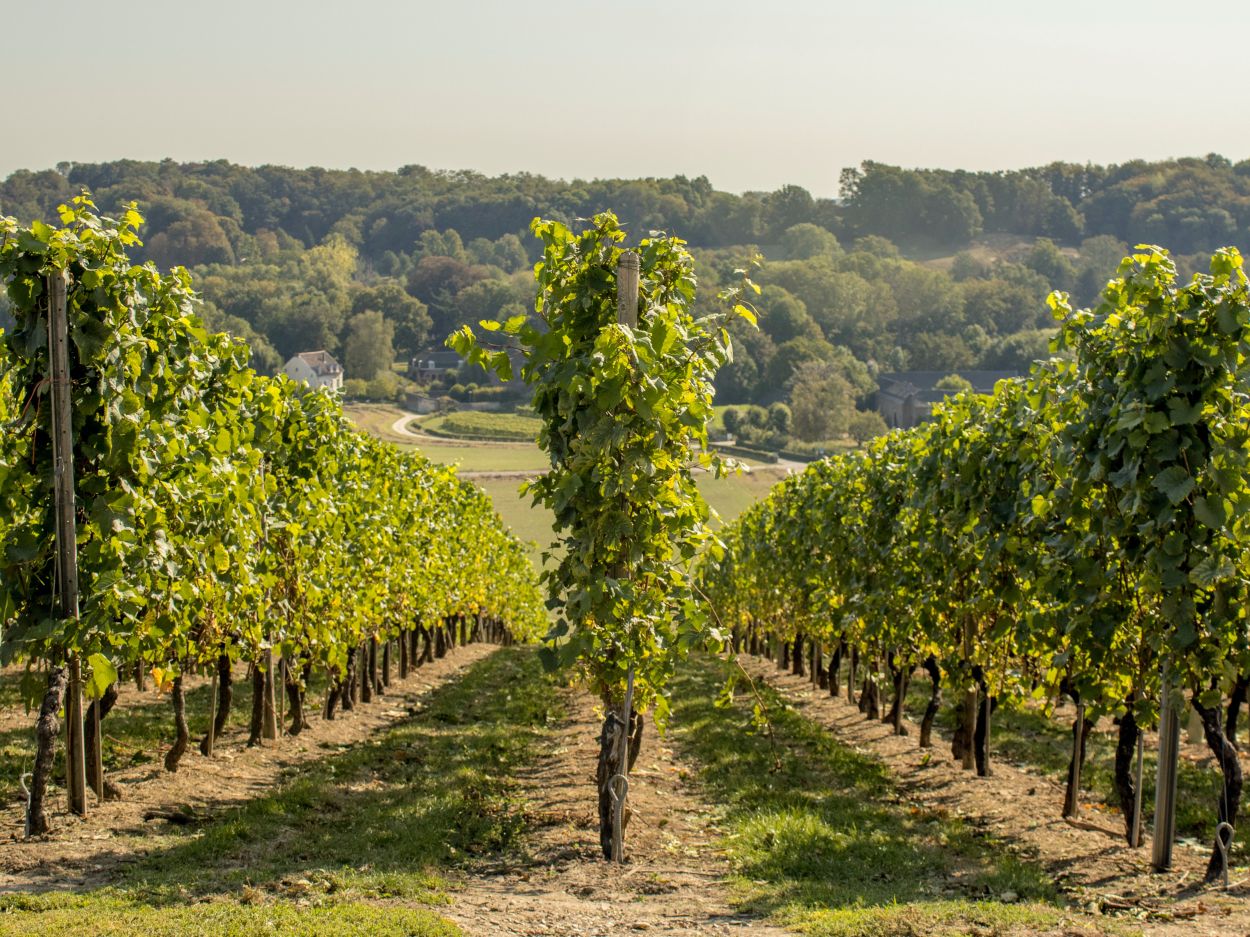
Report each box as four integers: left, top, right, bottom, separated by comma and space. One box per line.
0, 895, 459, 937
0, 647, 561, 937
670, 657, 1077, 937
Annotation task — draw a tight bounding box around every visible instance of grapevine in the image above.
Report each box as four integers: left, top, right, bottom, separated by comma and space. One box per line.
0, 197, 546, 835
451, 212, 751, 859
704, 245, 1250, 881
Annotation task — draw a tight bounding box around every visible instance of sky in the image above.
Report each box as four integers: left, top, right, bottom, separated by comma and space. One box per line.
5, 0, 1249, 197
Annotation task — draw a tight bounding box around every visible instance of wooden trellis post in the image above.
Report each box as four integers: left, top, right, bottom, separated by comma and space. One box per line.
608, 251, 640, 864
1152, 662, 1181, 870
47, 271, 88, 816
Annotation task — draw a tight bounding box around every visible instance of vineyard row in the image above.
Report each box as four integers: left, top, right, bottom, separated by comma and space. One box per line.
702, 245, 1250, 883
0, 198, 547, 836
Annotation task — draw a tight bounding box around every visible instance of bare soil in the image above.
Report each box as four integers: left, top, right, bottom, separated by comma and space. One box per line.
739, 655, 1250, 937
444, 688, 791, 937
0, 643, 497, 892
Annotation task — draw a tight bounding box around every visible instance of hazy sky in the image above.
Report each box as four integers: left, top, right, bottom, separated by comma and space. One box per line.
6, 0, 1248, 196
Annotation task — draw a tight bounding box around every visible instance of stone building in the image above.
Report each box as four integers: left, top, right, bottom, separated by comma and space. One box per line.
875, 371, 1019, 429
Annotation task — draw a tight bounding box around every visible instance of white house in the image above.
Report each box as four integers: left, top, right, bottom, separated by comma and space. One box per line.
283, 350, 344, 392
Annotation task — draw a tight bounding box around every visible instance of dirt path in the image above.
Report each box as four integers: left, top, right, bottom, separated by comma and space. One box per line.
444, 688, 791, 937
0, 643, 498, 892
740, 656, 1250, 937
390, 411, 422, 439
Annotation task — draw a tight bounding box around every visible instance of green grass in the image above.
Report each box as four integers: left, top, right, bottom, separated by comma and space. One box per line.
344, 402, 791, 499
415, 442, 549, 473
699, 467, 791, 525
473, 476, 552, 568
472, 466, 790, 571
669, 657, 1069, 937
904, 672, 1236, 851
0, 647, 561, 937
0, 896, 458, 937
421, 410, 541, 441
0, 669, 23, 710
341, 403, 791, 563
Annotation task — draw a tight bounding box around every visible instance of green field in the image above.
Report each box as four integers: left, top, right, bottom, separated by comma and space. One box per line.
343, 405, 791, 570
473, 476, 552, 566
421, 410, 541, 441
698, 467, 791, 523
417, 444, 550, 473
476, 466, 791, 570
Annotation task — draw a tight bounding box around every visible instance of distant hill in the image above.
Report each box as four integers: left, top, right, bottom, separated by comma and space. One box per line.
3, 155, 1248, 267
2, 156, 1244, 414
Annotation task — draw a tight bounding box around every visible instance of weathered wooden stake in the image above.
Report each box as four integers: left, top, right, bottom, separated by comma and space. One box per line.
608, 251, 641, 865
610, 668, 636, 864
1131, 730, 1145, 848
616, 250, 640, 328
273, 659, 283, 734
205, 668, 219, 757
48, 271, 88, 816
262, 647, 278, 740
1152, 665, 1181, 870
961, 621, 976, 771
90, 690, 103, 800
1064, 703, 1086, 817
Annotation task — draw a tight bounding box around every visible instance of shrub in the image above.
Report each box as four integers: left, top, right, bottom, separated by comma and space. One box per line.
767, 402, 792, 435
935, 373, 973, 393
366, 370, 400, 400
848, 409, 889, 443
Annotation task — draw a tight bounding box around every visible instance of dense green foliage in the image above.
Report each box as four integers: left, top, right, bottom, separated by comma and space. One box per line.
704, 244, 1250, 876
452, 213, 744, 720
5, 156, 1245, 268
0, 198, 544, 736
453, 212, 752, 859
841, 156, 1250, 256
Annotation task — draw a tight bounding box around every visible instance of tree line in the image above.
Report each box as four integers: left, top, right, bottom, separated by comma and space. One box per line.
4, 156, 1247, 432
6, 156, 1245, 268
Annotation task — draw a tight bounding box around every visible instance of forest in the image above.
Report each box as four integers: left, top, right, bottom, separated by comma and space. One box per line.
3, 154, 1248, 436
